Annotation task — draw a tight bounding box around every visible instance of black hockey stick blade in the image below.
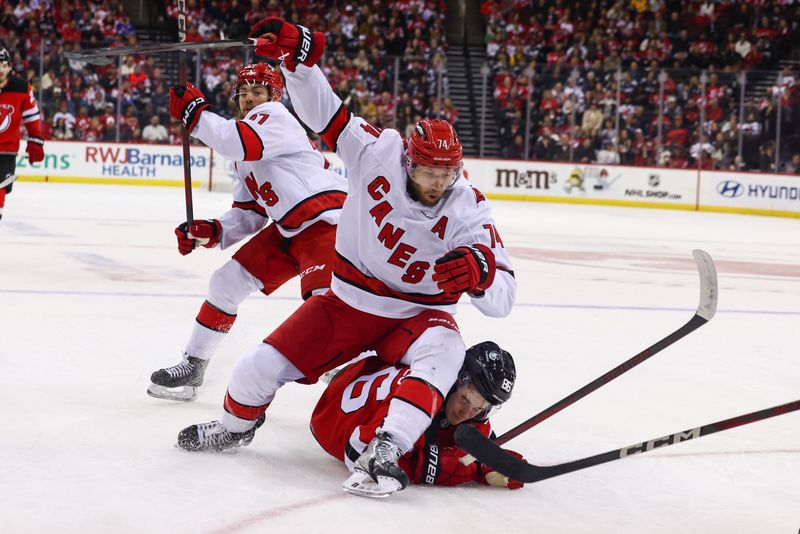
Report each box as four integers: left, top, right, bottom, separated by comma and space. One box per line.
64, 38, 255, 64
456, 399, 800, 483
492, 249, 718, 447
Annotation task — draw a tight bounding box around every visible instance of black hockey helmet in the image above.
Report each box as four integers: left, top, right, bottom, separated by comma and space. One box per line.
0, 48, 10, 66
456, 341, 516, 417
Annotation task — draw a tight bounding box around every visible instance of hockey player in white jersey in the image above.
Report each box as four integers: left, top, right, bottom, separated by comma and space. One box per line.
176, 19, 516, 498
148, 64, 346, 401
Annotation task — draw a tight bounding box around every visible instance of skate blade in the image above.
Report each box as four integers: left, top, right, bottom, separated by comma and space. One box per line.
341, 471, 401, 498
147, 383, 199, 402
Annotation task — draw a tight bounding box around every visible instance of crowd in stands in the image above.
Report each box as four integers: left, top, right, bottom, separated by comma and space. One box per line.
483, 0, 800, 172
174, 0, 453, 144
1, 0, 177, 144
1, 0, 450, 154
3, 0, 800, 173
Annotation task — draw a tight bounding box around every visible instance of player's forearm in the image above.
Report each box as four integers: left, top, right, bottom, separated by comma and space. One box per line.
193, 111, 246, 161
216, 207, 268, 249
281, 64, 342, 134
23, 117, 43, 138
470, 270, 516, 318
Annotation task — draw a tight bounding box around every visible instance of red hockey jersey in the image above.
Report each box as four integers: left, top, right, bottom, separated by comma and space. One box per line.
310, 356, 493, 486
0, 76, 42, 154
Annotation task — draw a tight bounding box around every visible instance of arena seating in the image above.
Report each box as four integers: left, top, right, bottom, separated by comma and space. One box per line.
2, 0, 798, 172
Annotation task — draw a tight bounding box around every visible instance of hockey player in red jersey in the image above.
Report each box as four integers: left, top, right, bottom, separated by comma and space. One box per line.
148, 64, 346, 401
312, 340, 525, 497
176, 20, 516, 498
0, 47, 45, 226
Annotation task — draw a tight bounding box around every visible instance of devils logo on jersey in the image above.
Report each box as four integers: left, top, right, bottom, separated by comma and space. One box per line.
0, 104, 14, 134
0, 76, 43, 154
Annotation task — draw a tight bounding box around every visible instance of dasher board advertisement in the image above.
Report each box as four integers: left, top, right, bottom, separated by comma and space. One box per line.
463, 158, 697, 209
700, 170, 800, 217
16, 140, 212, 187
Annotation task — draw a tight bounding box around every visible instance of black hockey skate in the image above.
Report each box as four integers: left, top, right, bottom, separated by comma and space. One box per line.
343, 431, 409, 498
177, 413, 266, 452
147, 353, 209, 402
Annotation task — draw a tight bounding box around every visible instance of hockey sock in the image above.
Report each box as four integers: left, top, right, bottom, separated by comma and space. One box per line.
185, 300, 237, 359
379, 377, 444, 453
222, 390, 270, 433
221, 343, 305, 433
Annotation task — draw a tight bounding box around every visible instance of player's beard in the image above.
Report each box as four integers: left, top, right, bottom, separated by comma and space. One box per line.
407, 178, 446, 207
419, 188, 444, 206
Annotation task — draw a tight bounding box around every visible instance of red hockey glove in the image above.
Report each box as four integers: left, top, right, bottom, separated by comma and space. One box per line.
26, 136, 44, 163
175, 219, 222, 255
409, 446, 480, 487
478, 449, 525, 490
249, 18, 325, 71
169, 83, 211, 133
432, 244, 495, 295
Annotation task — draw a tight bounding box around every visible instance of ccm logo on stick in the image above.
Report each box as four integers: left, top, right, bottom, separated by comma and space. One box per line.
619, 428, 701, 458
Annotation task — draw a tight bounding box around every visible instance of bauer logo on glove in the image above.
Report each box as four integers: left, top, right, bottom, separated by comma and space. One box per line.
248, 17, 325, 71
297, 24, 313, 63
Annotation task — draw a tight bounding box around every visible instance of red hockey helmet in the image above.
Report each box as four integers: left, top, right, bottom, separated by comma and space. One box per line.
406, 119, 463, 189
232, 63, 283, 103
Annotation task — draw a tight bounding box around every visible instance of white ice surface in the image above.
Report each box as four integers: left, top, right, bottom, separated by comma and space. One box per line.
1, 183, 798, 534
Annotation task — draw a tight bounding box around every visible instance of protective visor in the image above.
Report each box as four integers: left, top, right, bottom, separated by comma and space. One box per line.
406, 160, 463, 191
231, 82, 271, 103
454, 375, 502, 422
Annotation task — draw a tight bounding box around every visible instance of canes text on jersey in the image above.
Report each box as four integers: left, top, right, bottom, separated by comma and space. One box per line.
367, 175, 449, 284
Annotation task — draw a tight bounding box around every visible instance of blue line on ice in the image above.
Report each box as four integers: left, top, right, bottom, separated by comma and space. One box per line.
2, 288, 798, 316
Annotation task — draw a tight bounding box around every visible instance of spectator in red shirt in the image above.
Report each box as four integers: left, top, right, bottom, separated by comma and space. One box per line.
128, 64, 149, 92
667, 146, 689, 169
61, 20, 81, 44
539, 89, 560, 112
683, 99, 700, 125
664, 115, 689, 148
706, 98, 724, 123
73, 106, 91, 137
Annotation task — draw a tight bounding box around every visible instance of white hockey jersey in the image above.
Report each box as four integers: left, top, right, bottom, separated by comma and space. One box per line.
192, 101, 347, 248
282, 65, 516, 319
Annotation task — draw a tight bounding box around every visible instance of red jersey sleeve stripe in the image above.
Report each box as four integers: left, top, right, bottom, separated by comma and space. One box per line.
235, 121, 265, 161
334, 253, 460, 306
319, 103, 351, 152
232, 200, 268, 217
276, 190, 346, 231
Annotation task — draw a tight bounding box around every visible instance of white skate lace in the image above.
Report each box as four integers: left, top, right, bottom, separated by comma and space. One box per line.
373, 436, 400, 466
195, 421, 232, 447
164, 359, 195, 379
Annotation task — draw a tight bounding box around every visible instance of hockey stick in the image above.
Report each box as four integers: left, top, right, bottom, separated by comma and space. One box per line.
455, 399, 800, 483
177, 0, 193, 225
495, 249, 718, 447
64, 38, 257, 65
0, 173, 17, 190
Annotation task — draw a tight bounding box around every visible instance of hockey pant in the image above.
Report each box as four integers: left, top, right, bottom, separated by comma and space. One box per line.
221, 325, 465, 448
186, 222, 336, 360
